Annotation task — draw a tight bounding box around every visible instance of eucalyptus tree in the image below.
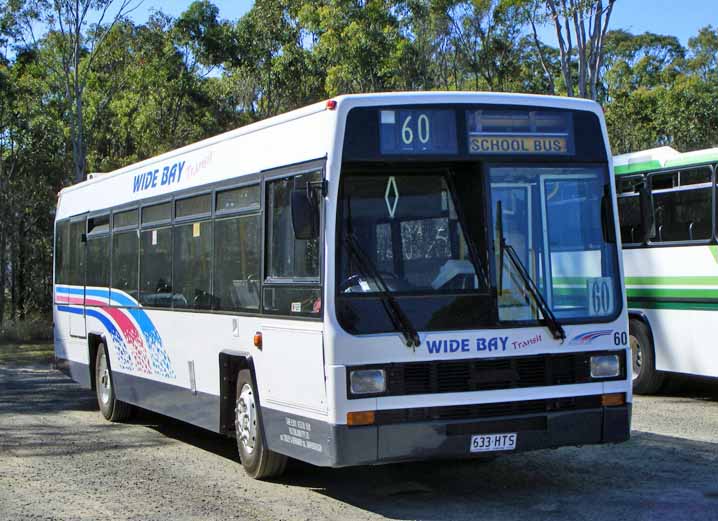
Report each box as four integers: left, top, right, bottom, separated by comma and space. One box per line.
512, 0, 615, 100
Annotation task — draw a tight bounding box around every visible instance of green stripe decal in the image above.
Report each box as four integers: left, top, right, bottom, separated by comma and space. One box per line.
627, 288, 718, 299
625, 276, 718, 286
614, 160, 662, 176
628, 299, 718, 311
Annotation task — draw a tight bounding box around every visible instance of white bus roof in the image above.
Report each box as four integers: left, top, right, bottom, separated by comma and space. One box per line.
614, 146, 718, 175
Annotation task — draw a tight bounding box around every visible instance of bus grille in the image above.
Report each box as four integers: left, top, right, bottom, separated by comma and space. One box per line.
348, 351, 625, 399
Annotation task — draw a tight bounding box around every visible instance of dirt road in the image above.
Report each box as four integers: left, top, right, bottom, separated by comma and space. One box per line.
1, 360, 717, 521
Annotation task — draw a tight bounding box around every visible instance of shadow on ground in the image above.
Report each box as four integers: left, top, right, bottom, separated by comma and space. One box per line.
660, 373, 718, 401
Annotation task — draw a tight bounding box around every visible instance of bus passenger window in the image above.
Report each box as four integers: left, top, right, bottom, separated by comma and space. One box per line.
214, 215, 260, 311
617, 196, 641, 244
87, 236, 110, 290
651, 168, 712, 242
111, 231, 139, 302
54, 220, 69, 287
174, 221, 213, 309
140, 227, 173, 308
68, 219, 86, 287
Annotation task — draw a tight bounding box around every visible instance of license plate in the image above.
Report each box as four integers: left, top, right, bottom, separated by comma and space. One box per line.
470, 432, 517, 453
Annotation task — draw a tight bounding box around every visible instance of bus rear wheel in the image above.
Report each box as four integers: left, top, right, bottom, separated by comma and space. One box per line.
629, 319, 664, 394
95, 344, 133, 422
235, 369, 287, 480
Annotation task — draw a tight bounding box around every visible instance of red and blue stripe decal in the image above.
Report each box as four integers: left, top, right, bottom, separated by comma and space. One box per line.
568, 329, 612, 346
55, 286, 175, 379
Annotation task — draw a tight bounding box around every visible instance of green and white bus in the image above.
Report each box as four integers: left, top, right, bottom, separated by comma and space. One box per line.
614, 146, 718, 393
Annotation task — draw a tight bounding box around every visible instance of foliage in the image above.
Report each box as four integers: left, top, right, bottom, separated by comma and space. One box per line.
0, 0, 716, 322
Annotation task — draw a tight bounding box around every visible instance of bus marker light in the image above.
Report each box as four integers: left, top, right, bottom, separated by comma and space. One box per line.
601, 393, 625, 407
326, 100, 337, 110
253, 332, 262, 349
347, 411, 375, 426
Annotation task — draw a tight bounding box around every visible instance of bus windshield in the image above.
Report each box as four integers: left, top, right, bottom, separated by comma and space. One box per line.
490, 165, 620, 322
336, 164, 620, 333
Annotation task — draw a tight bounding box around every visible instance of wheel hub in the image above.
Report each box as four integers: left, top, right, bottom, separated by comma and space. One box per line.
630, 334, 642, 381
236, 383, 257, 454
98, 353, 111, 405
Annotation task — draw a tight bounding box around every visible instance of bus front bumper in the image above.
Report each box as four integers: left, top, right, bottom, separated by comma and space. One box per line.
332, 405, 631, 467
264, 404, 631, 467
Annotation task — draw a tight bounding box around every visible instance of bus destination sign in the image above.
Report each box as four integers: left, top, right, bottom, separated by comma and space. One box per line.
466, 109, 574, 156
379, 109, 458, 155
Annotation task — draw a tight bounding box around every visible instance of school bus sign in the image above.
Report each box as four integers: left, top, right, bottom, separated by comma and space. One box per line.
468, 134, 570, 155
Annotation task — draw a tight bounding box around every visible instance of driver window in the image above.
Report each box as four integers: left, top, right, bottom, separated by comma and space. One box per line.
213, 186, 261, 311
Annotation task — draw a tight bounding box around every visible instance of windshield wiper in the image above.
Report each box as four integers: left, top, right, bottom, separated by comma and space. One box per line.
495, 200, 566, 341
344, 232, 421, 349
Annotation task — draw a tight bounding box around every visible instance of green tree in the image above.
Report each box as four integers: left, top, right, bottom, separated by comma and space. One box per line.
687, 25, 718, 81
298, 0, 404, 95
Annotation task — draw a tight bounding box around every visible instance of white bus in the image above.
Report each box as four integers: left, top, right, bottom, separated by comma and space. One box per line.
54, 92, 630, 479
615, 146, 718, 393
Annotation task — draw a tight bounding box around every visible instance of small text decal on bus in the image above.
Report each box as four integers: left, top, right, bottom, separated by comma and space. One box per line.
132, 160, 186, 193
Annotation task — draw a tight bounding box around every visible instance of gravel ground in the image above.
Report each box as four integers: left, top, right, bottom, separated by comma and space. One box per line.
1, 360, 717, 521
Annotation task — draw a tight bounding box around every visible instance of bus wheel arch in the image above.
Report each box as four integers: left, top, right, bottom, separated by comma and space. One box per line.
628, 313, 664, 394
218, 352, 287, 479
219, 352, 252, 436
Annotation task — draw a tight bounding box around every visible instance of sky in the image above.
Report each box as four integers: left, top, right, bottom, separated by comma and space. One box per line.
131, 0, 711, 46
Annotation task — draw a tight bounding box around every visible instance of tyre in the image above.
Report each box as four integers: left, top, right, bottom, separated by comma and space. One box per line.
629, 319, 664, 394
95, 344, 133, 422
235, 369, 287, 480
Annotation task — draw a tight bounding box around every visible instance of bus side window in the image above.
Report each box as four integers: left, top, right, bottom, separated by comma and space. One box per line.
617, 195, 641, 245
87, 215, 110, 300
112, 231, 139, 303
214, 214, 261, 312
651, 168, 712, 243
140, 227, 173, 308
173, 221, 212, 310
68, 219, 86, 288
264, 171, 322, 316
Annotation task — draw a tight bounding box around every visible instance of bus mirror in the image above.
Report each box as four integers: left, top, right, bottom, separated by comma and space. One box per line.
291, 184, 319, 240
638, 182, 655, 243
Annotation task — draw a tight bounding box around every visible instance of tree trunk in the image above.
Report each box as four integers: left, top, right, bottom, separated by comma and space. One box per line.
0, 157, 4, 325
0, 227, 6, 325
529, 13, 556, 94
10, 233, 17, 321
17, 227, 25, 320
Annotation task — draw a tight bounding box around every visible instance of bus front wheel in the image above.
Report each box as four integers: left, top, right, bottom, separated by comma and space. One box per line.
629, 319, 664, 394
235, 369, 287, 480
95, 344, 133, 421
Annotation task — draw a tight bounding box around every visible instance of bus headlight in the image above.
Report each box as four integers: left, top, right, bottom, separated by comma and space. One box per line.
590, 355, 620, 378
350, 369, 386, 395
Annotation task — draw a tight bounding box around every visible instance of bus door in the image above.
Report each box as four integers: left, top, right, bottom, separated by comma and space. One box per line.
69, 216, 87, 338
491, 182, 541, 321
